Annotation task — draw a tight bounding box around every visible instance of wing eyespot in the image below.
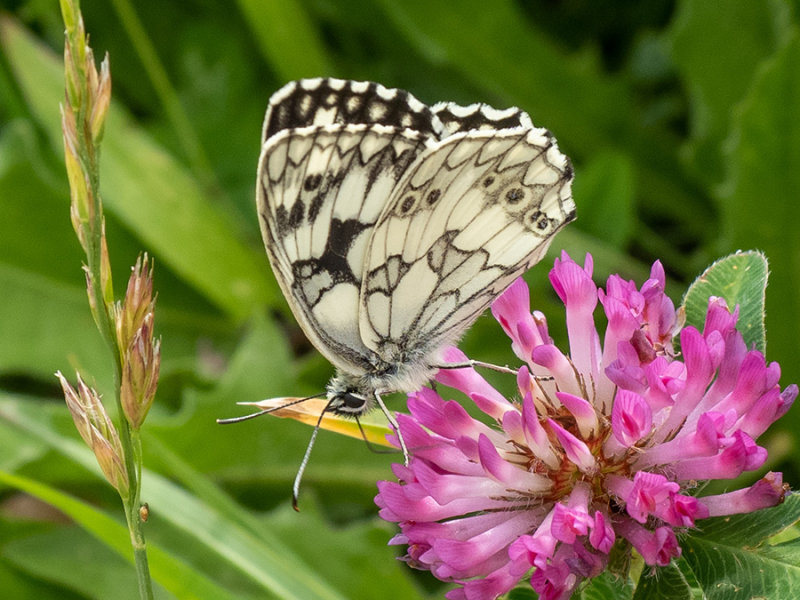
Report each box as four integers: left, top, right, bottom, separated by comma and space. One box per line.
483, 176, 495, 188
427, 189, 442, 205
505, 188, 525, 204
526, 210, 553, 233
399, 195, 416, 215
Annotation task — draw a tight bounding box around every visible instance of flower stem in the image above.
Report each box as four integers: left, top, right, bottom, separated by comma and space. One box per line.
60, 1, 155, 597
126, 428, 153, 600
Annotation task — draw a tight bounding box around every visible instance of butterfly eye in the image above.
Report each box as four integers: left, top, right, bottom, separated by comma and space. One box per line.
341, 392, 368, 411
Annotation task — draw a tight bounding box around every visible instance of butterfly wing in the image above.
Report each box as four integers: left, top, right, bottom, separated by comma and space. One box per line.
257, 80, 441, 374
431, 101, 535, 136
359, 116, 575, 364
262, 78, 444, 142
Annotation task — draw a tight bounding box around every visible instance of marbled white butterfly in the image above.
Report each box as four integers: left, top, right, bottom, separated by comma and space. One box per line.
225, 78, 575, 465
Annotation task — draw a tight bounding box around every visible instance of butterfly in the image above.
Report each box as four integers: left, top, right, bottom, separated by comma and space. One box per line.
224, 78, 575, 478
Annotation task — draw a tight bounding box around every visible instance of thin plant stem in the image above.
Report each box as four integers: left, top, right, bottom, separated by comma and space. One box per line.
60, 1, 156, 598
127, 429, 153, 598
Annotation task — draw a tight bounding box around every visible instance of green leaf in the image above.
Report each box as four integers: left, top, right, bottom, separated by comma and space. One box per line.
681, 251, 768, 352
579, 570, 634, 600
267, 501, 427, 600
0, 395, 373, 599
0, 15, 276, 320
669, 0, 794, 184
507, 587, 537, 600
236, 0, 331, 80
3, 526, 155, 600
0, 263, 110, 387
146, 432, 427, 600
572, 151, 635, 249
0, 119, 84, 283
679, 493, 800, 599
378, 0, 632, 150
377, 0, 708, 243
0, 388, 428, 598
0, 117, 234, 387
0, 560, 72, 600
633, 563, 691, 600
0, 468, 234, 600
689, 492, 800, 547
721, 32, 800, 382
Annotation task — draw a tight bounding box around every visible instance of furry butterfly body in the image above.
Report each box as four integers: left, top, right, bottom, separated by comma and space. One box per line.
257, 78, 576, 418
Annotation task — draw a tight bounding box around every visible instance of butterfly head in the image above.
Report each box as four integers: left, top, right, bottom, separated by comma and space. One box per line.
326, 372, 376, 417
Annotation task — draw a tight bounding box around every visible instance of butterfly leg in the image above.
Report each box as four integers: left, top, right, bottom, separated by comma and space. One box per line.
355, 417, 398, 455
374, 392, 409, 466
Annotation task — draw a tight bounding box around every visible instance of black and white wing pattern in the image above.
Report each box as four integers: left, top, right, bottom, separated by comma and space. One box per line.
262, 78, 443, 142
257, 78, 575, 412
359, 122, 573, 364
257, 81, 434, 375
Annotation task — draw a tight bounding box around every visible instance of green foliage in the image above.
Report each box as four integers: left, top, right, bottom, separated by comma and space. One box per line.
632, 495, 800, 599
633, 563, 691, 600
2, 0, 800, 598
682, 251, 768, 352
679, 494, 800, 599
579, 571, 635, 600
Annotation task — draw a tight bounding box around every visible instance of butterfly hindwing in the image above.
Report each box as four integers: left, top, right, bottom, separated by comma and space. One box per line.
257, 123, 433, 373
358, 126, 575, 364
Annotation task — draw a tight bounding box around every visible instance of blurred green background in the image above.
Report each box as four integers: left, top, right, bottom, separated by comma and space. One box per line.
1, 0, 799, 598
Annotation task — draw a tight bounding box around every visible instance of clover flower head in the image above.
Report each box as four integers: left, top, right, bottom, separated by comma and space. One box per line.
376, 251, 795, 600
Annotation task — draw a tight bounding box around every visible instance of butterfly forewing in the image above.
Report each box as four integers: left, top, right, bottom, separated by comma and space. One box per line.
359, 126, 574, 363
257, 123, 436, 373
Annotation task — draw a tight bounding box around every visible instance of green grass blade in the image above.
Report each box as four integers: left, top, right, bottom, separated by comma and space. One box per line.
0, 396, 350, 600
0, 15, 276, 319
0, 469, 236, 600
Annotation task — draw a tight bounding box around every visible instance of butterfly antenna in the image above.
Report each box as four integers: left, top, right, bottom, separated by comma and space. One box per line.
436, 359, 553, 381
292, 398, 335, 511
216, 393, 326, 425
436, 359, 517, 376
374, 392, 409, 466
